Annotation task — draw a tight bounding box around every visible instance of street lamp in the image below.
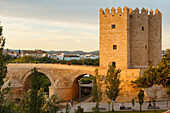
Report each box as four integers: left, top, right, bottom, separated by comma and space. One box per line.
78, 80, 82, 106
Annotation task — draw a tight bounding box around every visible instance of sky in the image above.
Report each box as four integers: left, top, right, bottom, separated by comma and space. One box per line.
0, 0, 169, 52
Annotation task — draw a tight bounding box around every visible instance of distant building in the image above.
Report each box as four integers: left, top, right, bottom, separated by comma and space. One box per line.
8, 51, 18, 57
54, 53, 99, 61
21, 49, 46, 58
83, 54, 99, 59
63, 54, 80, 61
55, 53, 64, 60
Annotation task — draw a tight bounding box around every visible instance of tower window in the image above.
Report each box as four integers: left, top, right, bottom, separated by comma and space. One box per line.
113, 45, 117, 49
112, 62, 116, 67
145, 45, 147, 49
142, 27, 144, 31
112, 24, 116, 28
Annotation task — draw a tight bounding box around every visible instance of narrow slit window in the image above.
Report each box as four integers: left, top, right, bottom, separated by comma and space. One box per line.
142, 27, 144, 31
145, 45, 147, 49
113, 45, 117, 49
112, 24, 116, 28
112, 62, 116, 67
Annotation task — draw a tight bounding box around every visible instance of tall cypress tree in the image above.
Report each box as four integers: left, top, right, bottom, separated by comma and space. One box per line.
105, 63, 121, 112
0, 25, 7, 87
138, 89, 144, 112
92, 68, 102, 113
0, 23, 14, 113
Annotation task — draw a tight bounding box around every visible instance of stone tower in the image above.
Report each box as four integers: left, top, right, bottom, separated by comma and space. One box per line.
99, 6, 162, 70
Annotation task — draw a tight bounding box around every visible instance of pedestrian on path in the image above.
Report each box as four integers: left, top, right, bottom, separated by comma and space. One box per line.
71, 99, 73, 107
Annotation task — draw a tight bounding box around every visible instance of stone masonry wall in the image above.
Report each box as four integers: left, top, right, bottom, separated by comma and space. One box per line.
99, 7, 130, 69
130, 8, 149, 67
148, 9, 162, 66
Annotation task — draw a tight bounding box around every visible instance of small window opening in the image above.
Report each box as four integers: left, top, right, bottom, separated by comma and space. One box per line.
113, 45, 117, 49
112, 15, 114, 16
145, 45, 147, 49
112, 62, 116, 67
142, 27, 144, 31
112, 24, 116, 28
120, 14, 121, 16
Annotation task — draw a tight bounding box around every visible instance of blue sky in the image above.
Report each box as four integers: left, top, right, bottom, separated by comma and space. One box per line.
0, 0, 169, 51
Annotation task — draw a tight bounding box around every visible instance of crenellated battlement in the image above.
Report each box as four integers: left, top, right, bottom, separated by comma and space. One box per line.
100, 6, 162, 16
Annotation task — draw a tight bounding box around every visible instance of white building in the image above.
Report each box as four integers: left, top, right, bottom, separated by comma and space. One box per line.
63, 54, 81, 61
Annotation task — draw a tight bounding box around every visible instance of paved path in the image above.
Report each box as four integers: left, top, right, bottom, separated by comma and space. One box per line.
58, 101, 170, 113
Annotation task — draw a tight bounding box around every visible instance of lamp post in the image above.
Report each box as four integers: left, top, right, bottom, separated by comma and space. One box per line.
78, 80, 81, 106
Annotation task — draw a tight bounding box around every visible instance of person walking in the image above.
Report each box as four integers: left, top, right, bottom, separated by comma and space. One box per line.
71, 99, 73, 107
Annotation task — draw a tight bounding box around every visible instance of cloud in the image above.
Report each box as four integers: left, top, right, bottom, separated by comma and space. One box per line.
74, 40, 82, 44
0, 16, 98, 51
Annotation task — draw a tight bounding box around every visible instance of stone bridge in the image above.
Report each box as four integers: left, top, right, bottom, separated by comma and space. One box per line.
6, 64, 97, 101
6, 63, 147, 102
6, 63, 167, 102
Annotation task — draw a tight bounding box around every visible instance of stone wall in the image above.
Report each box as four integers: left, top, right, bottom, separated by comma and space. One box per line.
99, 7, 130, 69
130, 8, 149, 67
148, 9, 162, 66
100, 68, 141, 102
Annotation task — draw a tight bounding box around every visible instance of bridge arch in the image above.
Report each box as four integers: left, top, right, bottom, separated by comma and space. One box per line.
21, 68, 54, 95
21, 68, 55, 85
72, 73, 94, 101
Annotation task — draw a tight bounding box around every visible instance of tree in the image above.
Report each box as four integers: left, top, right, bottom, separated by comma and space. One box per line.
0, 23, 15, 113
131, 49, 170, 111
18, 49, 21, 55
20, 88, 45, 113
0, 25, 7, 90
131, 64, 157, 88
19, 67, 45, 113
75, 106, 84, 113
45, 94, 63, 113
92, 68, 102, 113
65, 102, 71, 113
132, 98, 135, 111
131, 49, 170, 88
105, 64, 121, 112
138, 89, 144, 112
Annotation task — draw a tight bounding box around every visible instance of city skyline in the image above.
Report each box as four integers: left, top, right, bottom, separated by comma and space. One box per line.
0, 0, 169, 51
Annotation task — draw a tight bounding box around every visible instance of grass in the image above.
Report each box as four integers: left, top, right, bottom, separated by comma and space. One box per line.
85, 110, 166, 113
